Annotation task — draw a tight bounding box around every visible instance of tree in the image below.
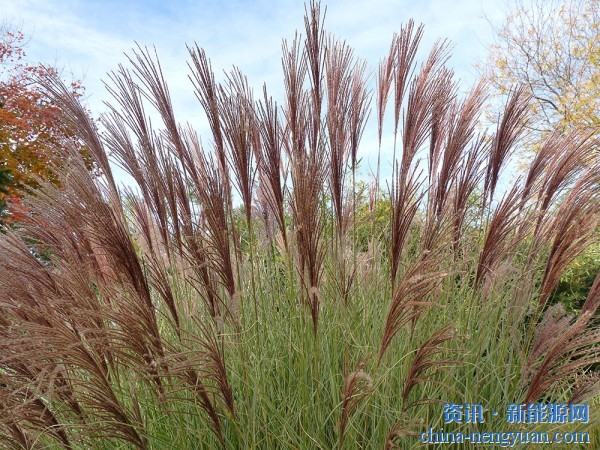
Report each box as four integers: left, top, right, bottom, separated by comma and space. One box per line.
483, 1, 600, 317
0, 26, 85, 225
483, 0, 600, 134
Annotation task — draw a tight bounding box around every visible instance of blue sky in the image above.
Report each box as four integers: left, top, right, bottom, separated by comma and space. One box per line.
2, 0, 511, 183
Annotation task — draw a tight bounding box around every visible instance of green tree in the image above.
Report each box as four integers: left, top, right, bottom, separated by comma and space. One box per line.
0, 166, 11, 219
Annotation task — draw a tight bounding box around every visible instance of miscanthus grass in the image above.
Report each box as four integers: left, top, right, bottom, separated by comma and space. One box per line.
1, 2, 598, 448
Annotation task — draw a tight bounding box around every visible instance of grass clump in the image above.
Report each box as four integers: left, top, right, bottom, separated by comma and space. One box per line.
0, 2, 598, 448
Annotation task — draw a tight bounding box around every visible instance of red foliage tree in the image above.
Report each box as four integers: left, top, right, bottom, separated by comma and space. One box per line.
0, 27, 85, 224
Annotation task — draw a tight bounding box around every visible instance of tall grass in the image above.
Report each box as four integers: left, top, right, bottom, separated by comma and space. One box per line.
1, 2, 598, 448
